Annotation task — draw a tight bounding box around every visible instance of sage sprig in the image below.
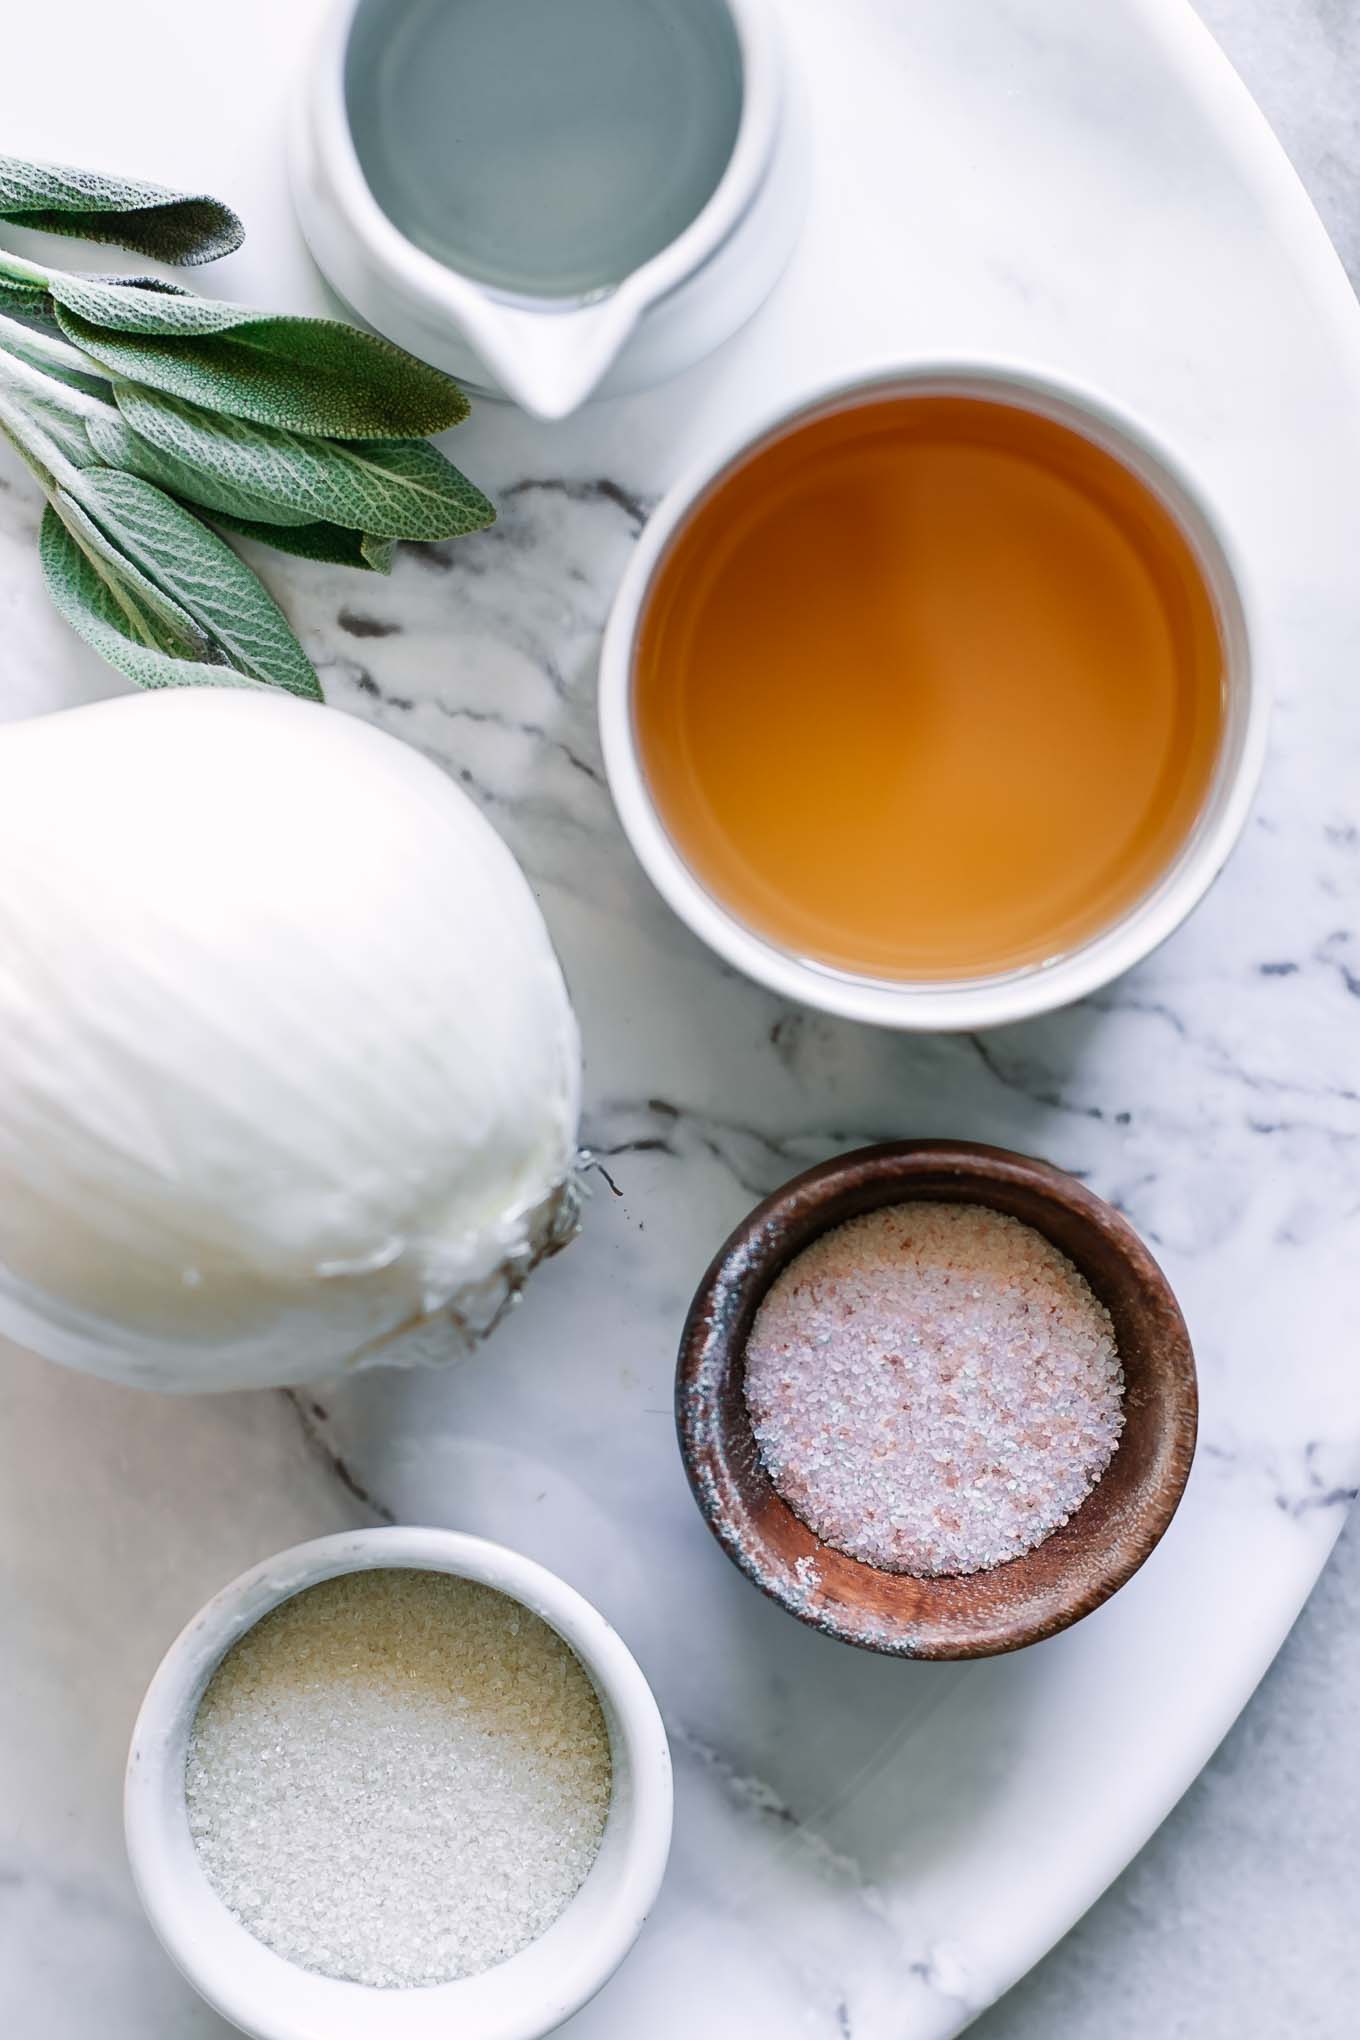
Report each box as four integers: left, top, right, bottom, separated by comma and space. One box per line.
0, 153, 243, 264
42, 269, 470, 437
0, 151, 493, 697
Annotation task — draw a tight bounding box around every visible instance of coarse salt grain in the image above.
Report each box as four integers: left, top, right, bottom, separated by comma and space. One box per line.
744, 1201, 1125, 1576
185, 1568, 612, 1988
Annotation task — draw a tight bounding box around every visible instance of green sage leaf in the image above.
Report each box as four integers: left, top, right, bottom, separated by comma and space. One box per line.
85, 410, 314, 527
0, 310, 112, 402
52, 490, 213, 654
40, 503, 267, 691
83, 272, 193, 297
360, 533, 396, 572
70, 468, 321, 698
51, 278, 469, 438
21, 351, 110, 402
0, 384, 84, 495
0, 154, 242, 265
209, 509, 395, 573
41, 493, 233, 679
115, 384, 496, 540
10, 386, 100, 470
0, 273, 51, 318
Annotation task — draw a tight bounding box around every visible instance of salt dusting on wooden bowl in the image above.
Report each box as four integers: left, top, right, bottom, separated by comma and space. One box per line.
676, 1140, 1197, 1660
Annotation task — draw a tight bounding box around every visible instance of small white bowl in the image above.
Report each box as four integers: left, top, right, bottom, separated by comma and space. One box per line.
598, 360, 1264, 1032
291, 0, 809, 418
125, 1528, 673, 2040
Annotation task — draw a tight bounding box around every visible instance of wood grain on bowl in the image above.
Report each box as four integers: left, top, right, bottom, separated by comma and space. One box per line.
676, 1141, 1197, 1659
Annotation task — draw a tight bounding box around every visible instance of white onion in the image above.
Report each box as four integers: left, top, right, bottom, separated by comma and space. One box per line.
0, 689, 581, 1391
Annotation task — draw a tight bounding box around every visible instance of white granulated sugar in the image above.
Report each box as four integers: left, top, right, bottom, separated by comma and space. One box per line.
744, 1201, 1125, 1577
185, 1569, 612, 1988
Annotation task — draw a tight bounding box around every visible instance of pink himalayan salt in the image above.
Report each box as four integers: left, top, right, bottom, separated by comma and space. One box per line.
744, 1201, 1124, 1577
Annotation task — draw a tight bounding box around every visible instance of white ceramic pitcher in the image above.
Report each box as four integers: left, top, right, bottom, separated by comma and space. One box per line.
291, 0, 808, 420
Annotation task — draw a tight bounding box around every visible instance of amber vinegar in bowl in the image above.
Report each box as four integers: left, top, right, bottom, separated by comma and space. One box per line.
601, 366, 1260, 1030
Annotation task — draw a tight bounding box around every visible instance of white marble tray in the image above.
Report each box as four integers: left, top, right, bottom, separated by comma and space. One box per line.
2, 2, 1359, 2034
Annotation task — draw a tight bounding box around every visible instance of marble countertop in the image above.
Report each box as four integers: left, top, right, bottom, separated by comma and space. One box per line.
981, 6, 1360, 2034
1, 2, 1358, 2037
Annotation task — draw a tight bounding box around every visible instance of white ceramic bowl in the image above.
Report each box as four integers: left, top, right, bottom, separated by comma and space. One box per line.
290, 0, 809, 419
599, 361, 1264, 1032
125, 1528, 673, 2040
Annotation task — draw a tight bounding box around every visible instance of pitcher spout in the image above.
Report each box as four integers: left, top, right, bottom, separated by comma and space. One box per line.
457, 291, 642, 421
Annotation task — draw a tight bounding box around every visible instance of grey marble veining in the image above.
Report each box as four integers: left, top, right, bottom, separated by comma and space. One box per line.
979, 7, 1360, 2034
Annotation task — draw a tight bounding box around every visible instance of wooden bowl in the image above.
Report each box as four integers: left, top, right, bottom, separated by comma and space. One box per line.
676, 1140, 1196, 1659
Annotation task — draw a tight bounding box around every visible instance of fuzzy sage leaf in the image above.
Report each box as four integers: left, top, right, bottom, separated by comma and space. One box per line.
87, 406, 390, 576
0, 342, 103, 471
0, 154, 243, 265
53, 488, 213, 655
11, 386, 99, 470
70, 469, 322, 697
0, 147, 491, 695
0, 373, 314, 693
116, 384, 496, 540
0, 272, 51, 317
85, 410, 316, 528
40, 504, 266, 690
82, 272, 193, 298
0, 306, 111, 399
209, 510, 396, 574
50, 277, 470, 438
42, 494, 224, 666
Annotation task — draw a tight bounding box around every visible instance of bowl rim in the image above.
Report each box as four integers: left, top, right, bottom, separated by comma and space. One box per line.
124, 1526, 673, 2040
676, 1140, 1199, 1659
598, 357, 1267, 1031
300, 0, 783, 317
